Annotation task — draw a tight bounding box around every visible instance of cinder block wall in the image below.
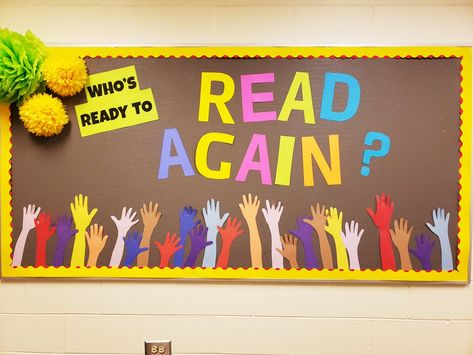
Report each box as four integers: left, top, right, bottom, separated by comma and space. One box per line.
1, 1, 473, 354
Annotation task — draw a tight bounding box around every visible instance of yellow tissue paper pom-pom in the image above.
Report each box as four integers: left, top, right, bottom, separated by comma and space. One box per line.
19, 93, 69, 137
42, 54, 88, 97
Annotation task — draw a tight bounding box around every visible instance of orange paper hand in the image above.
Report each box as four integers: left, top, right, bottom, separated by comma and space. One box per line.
138, 201, 162, 267
303, 203, 333, 269
390, 218, 413, 270
276, 233, 299, 269
239, 193, 262, 268
85, 223, 108, 267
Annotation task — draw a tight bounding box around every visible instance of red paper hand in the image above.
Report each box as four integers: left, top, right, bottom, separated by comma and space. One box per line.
34, 212, 57, 267
217, 217, 244, 268
366, 193, 394, 231
366, 193, 396, 270
155, 232, 183, 268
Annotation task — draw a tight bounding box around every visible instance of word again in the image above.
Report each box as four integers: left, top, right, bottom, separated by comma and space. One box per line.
157, 128, 341, 188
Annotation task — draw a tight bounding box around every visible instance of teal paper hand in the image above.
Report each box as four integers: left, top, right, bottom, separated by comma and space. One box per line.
426, 208, 453, 271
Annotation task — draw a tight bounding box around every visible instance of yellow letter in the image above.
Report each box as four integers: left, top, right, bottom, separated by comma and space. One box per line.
195, 132, 235, 179
302, 135, 341, 186
278, 72, 315, 124
198, 72, 235, 124
275, 135, 296, 186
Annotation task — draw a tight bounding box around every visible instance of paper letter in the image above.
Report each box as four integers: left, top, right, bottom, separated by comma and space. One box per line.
320, 72, 360, 122
278, 72, 315, 124
195, 132, 235, 179
274, 136, 296, 186
236, 134, 272, 185
302, 135, 341, 187
241, 73, 276, 122
198, 72, 235, 124
158, 128, 195, 179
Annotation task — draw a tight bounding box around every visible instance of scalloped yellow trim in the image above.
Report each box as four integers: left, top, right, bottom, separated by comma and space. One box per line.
1, 46, 471, 282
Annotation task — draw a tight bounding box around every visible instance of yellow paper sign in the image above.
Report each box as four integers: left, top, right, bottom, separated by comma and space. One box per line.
75, 65, 159, 137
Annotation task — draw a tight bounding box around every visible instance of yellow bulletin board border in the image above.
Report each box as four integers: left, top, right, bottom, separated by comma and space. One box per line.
1, 46, 471, 282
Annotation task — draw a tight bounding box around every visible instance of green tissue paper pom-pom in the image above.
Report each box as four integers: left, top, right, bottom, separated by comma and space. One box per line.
0, 29, 47, 103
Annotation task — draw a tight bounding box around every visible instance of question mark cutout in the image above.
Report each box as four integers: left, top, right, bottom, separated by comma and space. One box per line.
361, 132, 391, 176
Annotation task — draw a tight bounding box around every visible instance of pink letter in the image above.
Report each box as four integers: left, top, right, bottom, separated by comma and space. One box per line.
241, 73, 276, 122
236, 134, 272, 185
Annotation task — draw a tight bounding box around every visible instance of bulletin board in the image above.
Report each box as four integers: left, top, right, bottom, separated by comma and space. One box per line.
1, 47, 471, 282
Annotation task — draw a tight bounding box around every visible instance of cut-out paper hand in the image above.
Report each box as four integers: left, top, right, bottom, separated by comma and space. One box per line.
262, 200, 284, 269
175, 206, 200, 267
390, 218, 413, 271
366, 193, 393, 231
366, 193, 396, 270
304, 203, 333, 269
137, 202, 162, 267
109, 207, 139, 267
289, 217, 319, 269
52, 215, 78, 267
184, 225, 212, 267
276, 233, 299, 269
325, 207, 348, 270
216, 216, 244, 268
426, 208, 453, 271
85, 223, 108, 267
409, 234, 435, 271
239, 193, 263, 268
70, 194, 98, 267
34, 212, 56, 267
123, 231, 148, 267
341, 220, 364, 270
202, 199, 229, 268
12, 204, 41, 266
303, 203, 333, 269
155, 232, 183, 268
141, 201, 162, 230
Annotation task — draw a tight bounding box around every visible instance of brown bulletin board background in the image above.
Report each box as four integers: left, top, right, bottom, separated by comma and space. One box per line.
10, 57, 461, 272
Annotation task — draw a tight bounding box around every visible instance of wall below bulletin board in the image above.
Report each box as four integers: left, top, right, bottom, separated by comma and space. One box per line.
1, 47, 471, 282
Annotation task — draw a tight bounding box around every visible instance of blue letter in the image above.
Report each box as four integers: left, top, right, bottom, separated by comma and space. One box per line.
157, 128, 195, 179
320, 72, 360, 122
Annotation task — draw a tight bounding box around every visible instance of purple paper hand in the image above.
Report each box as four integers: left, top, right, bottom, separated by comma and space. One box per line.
409, 234, 435, 271
123, 231, 148, 267
175, 206, 201, 267
184, 225, 212, 267
289, 217, 319, 269
52, 215, 78, 266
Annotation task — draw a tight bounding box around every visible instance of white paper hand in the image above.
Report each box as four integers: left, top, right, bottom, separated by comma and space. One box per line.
13, 204, 41, 266
110, 207, 139, 267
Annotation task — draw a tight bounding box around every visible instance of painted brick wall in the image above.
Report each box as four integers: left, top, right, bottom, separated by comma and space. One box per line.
1, 1, 473, 354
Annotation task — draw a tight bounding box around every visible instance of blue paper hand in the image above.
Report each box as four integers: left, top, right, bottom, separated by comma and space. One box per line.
174, 206, 200, 267
123, 231, 148, 267
426, 208, 453, 271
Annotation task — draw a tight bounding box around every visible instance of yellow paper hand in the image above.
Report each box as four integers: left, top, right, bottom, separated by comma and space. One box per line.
325, 207, 348, 269
239, 193, 262, 268
70, 194, 98, 266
